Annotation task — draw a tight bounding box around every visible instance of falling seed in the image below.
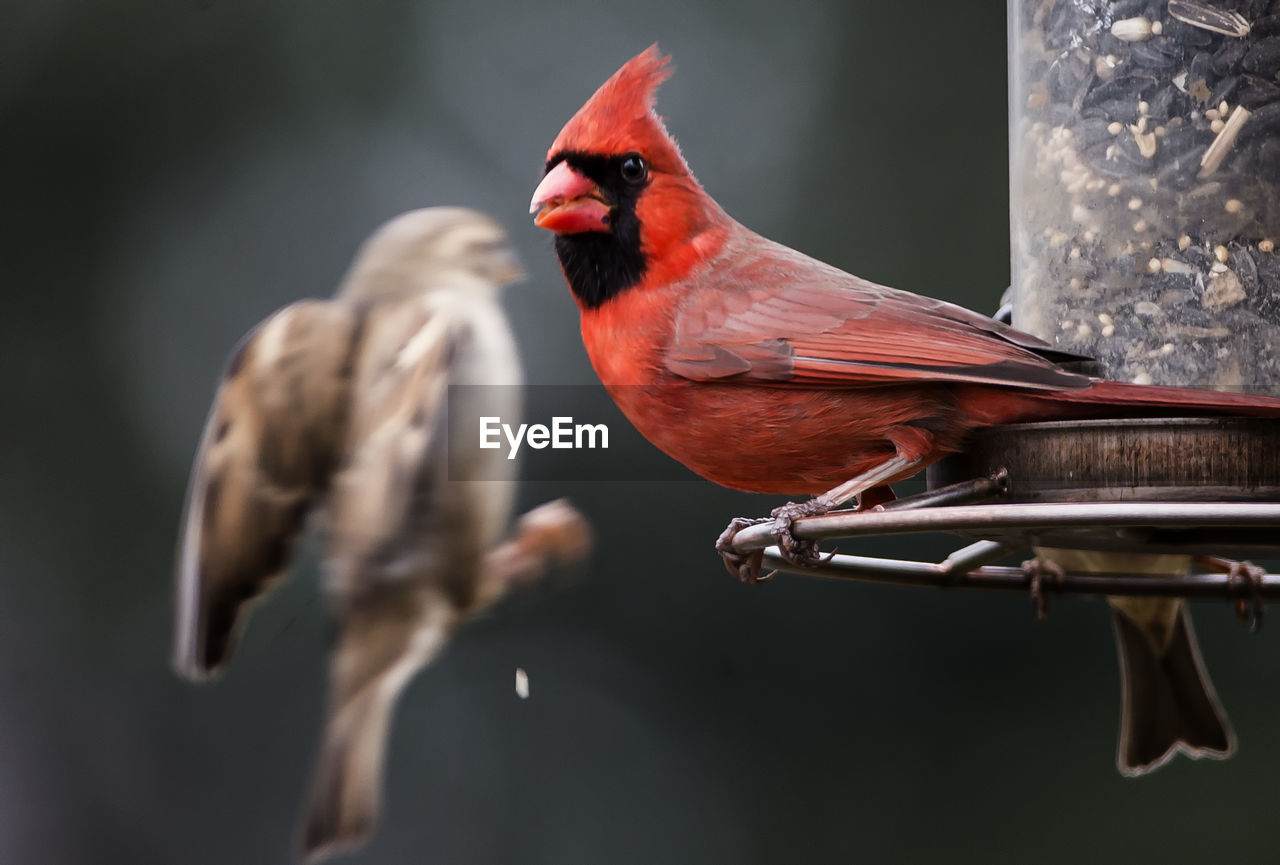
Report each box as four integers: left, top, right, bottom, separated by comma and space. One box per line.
1098, 312, 1114, 326
1178, 234, 1192, 250
1260, 239, 1276, 252
1108, 121, 1124, 135
1102, 324, 1116, 337
1145, 257, 1162, 274
1076, 322, 1094, 339
515, 667, 529, 699
1111, 16, 1154, 41
1167, 0, 1251, 38
1154, 125, 1166, 137
1108, 183, 1122, 197
1134, 219, 1149, 232
1215, 245, 1230, 262
1160, 343, 1176, 355
1225, 198, 1244, 213
1128, 197, 1144, 210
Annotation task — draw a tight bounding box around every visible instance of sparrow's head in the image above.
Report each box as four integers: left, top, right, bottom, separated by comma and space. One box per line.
531, 46, 723, 309
340, 207, 524, 303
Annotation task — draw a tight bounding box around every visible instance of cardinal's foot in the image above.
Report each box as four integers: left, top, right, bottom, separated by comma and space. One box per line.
716, 517, 771, 584
768, 500, 830, 569
1022, 557, 1065, 621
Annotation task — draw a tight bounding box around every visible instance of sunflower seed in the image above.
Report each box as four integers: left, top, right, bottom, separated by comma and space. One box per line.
1254, 15, 1280, 38
1162, 17, 1217, 47
1076, 117, 1120, 147
1131, 39, 1184, 69
1230, 247, 1260, 296
1240, 100, 1280, 139
1168, 1, 1252, 39
1208, 75, 1242, 108
1235, 75, 1280, 109
1242, 38, 1280, 77
1212, 39, 1250, 76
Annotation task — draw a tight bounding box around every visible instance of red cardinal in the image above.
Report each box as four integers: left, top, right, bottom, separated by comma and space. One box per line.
531, 46, 1280, 775
531, 45, 1280, 541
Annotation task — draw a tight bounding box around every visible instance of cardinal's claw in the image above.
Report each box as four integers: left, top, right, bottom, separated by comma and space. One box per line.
769, 499, 831, 569
716, 517, 771, 584
1022, 557, 1065, 621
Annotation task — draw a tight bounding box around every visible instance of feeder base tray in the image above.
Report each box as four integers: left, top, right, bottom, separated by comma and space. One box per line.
926, 417, 1280, 555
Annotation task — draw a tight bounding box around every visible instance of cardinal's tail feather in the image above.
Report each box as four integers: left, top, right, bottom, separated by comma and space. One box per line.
1046, 379, 1280, 419
1112, 603, 1235, 776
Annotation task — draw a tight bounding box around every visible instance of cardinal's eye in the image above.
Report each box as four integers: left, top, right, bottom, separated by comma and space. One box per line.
620, 154, 647, 184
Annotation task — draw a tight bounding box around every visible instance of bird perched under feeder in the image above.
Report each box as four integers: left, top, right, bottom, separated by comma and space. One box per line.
530, 46, 1280, 775
173, 207, 591, 860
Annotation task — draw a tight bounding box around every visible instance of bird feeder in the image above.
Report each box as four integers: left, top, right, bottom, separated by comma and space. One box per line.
726, 1, 1280, 600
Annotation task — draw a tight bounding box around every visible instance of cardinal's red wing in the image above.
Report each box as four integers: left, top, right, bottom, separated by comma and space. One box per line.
664, 241, 1091, 392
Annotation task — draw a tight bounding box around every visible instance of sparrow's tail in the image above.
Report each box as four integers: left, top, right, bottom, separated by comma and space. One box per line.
300, 677, 397, 860
299, 600, 453, 862
1110, 599, 1235, 776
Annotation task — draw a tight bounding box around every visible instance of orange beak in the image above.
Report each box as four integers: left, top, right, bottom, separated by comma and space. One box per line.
530, 162, 613, 234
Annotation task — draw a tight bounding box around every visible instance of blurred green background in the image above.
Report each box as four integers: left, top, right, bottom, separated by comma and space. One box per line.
4, 1, 1279, 863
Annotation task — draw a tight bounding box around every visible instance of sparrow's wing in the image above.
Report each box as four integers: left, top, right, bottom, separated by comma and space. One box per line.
665, 240, 1092, 391
301, 299, 503, 858
323, 299, 460, 601
173, 300, 359, 680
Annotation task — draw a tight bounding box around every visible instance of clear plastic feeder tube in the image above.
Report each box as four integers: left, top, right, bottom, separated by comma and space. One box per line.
1009, 0, 1280, 394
